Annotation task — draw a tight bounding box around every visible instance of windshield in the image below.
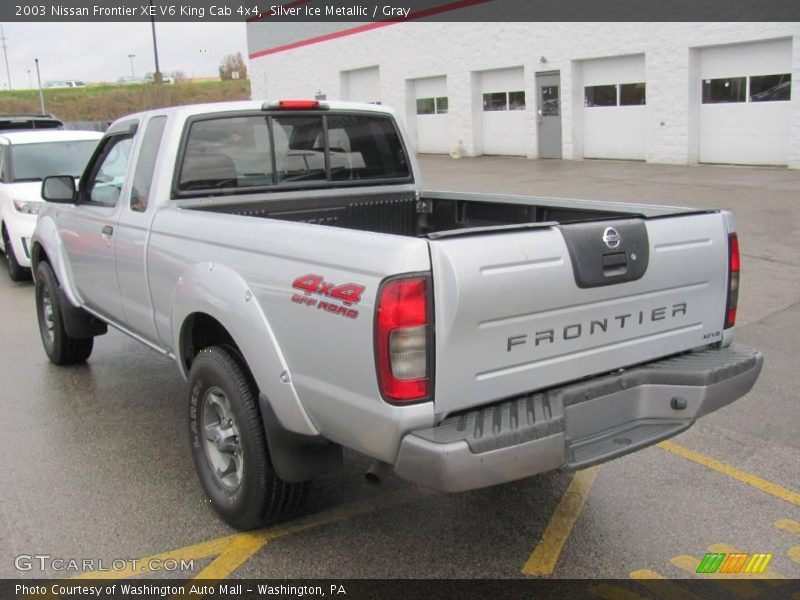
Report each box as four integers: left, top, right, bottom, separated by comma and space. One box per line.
10, 140, 99, 181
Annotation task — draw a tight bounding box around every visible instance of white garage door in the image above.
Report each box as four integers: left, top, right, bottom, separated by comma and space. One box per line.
341, 66, 380, 104
414, 76, 449, 154
583, 54, 646, 160
699, 39, 792, 166
479, 67, 527, 156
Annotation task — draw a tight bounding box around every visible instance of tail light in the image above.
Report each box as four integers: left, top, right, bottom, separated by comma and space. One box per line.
725, 233, 740, 329
375, 275, 432, 403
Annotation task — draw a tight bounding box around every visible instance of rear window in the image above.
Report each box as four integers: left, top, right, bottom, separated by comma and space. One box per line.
176, 112, 411, 195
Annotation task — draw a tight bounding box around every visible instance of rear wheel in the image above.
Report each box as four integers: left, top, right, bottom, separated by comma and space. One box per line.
35, 261, 93, 364
2, 226, 31, 282
188, 346, 308, 530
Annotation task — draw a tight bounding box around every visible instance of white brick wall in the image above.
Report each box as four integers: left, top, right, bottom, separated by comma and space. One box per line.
248, 22, 800, 168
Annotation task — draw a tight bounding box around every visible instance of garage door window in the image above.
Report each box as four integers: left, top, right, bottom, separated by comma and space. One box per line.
416, 98, 435, 115
416, 97, 448, 115
620, 83, 646, 105
508, 91, 526, 110
750, 73, 791, 102
483, 92, 507, 111
585, 85, 617, 107
483, 91, 526, 111
702, 77, 746, 104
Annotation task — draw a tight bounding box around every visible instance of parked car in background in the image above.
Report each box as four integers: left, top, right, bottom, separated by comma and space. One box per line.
44, 80, 86, 89
0, 130, 102, 280
0, 114, 64, 131
117, 76, 144, 85
144, 73, 175, 84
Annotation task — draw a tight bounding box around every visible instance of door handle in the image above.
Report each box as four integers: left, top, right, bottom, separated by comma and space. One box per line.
537, 108, 543, 124
101, 225, 114, 237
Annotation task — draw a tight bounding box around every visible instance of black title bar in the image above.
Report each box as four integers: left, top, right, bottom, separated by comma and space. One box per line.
2, 0, 799, 22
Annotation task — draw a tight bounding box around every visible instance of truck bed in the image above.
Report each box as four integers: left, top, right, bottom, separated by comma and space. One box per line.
183, 189, 710, 238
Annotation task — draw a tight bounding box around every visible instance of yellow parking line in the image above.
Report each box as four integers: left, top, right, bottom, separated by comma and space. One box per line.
658, 441, 800, 506
629, 569, 666, 579
521, 466, 600, 576
73, 488, 425, 581
776, 519, 800, 535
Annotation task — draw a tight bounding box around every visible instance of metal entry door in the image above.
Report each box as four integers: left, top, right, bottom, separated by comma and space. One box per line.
536, 72, 562, 159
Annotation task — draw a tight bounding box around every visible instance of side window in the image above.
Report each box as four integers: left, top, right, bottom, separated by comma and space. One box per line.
86, 136, 134, 206
0, 147, 6, 182
130, 116, 166, 212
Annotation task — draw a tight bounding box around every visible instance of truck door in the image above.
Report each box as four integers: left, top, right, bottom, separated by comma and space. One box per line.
58, 124, 136, 323
115, 114, 167, 344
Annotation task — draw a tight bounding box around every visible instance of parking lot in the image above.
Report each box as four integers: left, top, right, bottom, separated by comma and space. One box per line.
1, 156, 798, 588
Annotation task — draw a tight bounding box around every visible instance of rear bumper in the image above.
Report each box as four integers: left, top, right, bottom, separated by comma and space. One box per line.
393, 344, 762, 492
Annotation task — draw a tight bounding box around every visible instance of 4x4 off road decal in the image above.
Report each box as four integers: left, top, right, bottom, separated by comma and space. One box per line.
291, 274, 365, 320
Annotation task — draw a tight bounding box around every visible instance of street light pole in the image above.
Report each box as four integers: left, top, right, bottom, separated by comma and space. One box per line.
27, 69, 32, 89
34, 58, 45, 113
1, 25, 11, 91
128, 54, 136, 78
149, 0, 162, 83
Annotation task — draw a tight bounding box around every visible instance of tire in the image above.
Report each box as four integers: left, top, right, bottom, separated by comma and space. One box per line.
35, 261, 94, 365
188, 346, 308, 530
2, 226, 31, 282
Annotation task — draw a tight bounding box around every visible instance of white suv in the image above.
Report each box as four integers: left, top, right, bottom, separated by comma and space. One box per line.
0, 130, 102, 280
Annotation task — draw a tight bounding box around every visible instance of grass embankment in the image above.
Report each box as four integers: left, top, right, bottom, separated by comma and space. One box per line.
0, 79, 251, 122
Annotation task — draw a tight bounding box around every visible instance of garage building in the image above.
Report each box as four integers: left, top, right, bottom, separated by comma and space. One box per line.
247, 22, 800, 168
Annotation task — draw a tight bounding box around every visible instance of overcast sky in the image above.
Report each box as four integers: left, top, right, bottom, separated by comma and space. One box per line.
0, 22, 249, 87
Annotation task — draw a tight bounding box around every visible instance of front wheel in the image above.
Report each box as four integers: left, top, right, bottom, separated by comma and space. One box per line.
2, 226, 31, 281
188, 346, 308, 530
35, 261, 93, 364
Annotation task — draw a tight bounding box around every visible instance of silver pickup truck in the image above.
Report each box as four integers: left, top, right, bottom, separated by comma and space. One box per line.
32, 100, 762, 530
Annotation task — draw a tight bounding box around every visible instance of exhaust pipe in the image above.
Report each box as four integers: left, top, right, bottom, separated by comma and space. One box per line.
364, 460, 392, 486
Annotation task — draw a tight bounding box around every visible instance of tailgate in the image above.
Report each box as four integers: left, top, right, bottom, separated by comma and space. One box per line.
429, 212, 730, 415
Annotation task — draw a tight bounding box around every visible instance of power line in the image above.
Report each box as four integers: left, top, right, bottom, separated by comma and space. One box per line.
0, 25, 11, 90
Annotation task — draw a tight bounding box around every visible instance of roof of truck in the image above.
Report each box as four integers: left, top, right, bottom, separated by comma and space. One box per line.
113, 100, 397, 127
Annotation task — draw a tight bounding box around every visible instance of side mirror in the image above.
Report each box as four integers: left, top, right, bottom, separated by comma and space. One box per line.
41, 175, 76, 203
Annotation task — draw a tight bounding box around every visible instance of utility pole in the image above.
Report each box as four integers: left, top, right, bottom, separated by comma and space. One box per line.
0, 25, 11, 91
27, 69, 31, 89
34, 58, 45, 113
149, 0, 162, 83
128, 54, 136, 78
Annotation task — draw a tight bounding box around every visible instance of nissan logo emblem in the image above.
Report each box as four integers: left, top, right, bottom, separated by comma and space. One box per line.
603, 227, 621, 249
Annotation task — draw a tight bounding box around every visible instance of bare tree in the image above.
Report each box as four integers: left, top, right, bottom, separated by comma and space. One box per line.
219, 53, 248, 81
170, 70, 187, 82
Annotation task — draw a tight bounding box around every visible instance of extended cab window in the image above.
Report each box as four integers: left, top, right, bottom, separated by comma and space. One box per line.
130, 116, 167, 212
175, 112, 410, 195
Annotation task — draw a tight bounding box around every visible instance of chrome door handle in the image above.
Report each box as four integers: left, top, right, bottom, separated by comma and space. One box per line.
537, 109, 543, 124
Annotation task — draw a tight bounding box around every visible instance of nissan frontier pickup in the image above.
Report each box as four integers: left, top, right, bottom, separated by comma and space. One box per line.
32, 100, 762, 530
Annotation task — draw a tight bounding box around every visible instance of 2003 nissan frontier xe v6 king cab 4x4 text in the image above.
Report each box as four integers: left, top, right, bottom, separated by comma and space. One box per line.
31, 100, 762, 530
